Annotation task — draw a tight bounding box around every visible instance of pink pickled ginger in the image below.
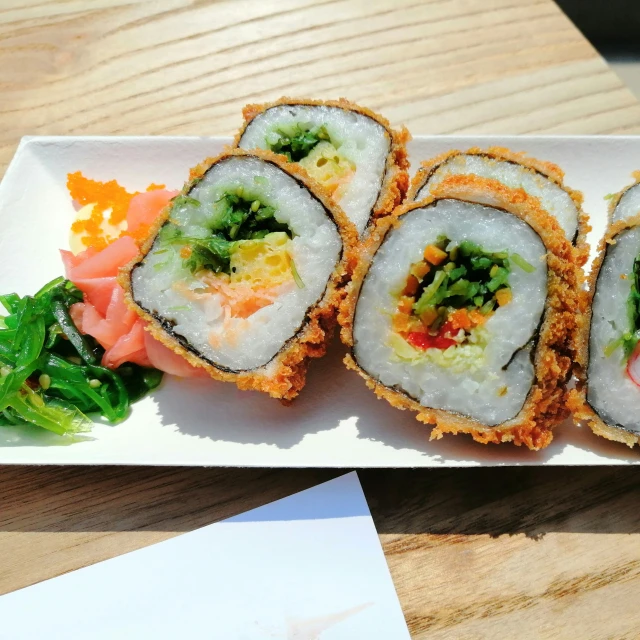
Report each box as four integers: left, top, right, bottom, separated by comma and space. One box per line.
62, 189, 203, 377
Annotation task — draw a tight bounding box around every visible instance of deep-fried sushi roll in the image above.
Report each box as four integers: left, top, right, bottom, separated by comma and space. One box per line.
341, 175, 579, 450
121, 149, 357, 401
571, 175, 640, 447
408, 147, 589, 264
235, 98, 410, 237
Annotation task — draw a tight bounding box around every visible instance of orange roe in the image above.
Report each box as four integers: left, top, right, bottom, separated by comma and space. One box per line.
67, 171, 135, 226
71, 211, 102, 236
80, 235, 108, 250
67, 172, 168, 251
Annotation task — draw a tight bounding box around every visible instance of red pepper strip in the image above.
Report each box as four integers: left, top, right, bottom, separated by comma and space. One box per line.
439, 320, 456, 338
406, 331, 457, 351
432, 335, 458, 349
626, 342, 640, 388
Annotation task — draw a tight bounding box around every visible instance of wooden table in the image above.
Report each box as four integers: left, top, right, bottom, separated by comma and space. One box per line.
2, 1, 640, 637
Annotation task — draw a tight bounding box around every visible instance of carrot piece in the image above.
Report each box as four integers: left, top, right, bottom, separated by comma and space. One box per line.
411, 261, 431, 280
392, 313, 422, 334
449, 308, 472, 331
423, 245, 448, 265
468, 309, 487, 326
496, 288, 513, 307
397, 296, 414, 315
402, 275, 419, 296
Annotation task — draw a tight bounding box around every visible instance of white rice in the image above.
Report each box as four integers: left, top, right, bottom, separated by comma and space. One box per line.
353, 200, 548, 426
238, 104, 390, 235
415, 154, 579, 241
613, 182, 640, 223
587, 226, 640, 432
132, 155, 342, 372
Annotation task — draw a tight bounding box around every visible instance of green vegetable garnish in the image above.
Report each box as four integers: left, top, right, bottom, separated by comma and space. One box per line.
171, 195, 201, 208
0, 278, 164, 437
605, 331, 640, 359
183, 235, 236, 275
470, 256, 492, 271
605, 336, 623, 358
609, 256, 640, 360
289, 256, 305, 289
266, 122, 331, 162
448, 265, 467, 281
446, 278, 475, 299
487, 267, 509, 292
413, 270, 447, 315
630, 256, 640, 327
511, 253, 536, 273
480, 299, 496, 315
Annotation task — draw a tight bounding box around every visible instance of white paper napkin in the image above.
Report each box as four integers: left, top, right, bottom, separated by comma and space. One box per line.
0, 472, 410, 639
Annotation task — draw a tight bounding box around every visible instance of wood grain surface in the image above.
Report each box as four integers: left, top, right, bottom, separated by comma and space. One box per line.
1, 1, 640, 638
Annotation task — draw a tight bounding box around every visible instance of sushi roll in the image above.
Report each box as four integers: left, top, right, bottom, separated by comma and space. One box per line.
121, 149, 357, 401
570, 176, 640, 447
340, 174, 579, 450
235, 98, 410, 237
408, 147, 589, 264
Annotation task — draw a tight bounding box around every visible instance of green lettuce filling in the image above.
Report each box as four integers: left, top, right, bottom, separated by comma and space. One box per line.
412, 237, 532, 320
606, 255, 640, 360
159, 189, 293, 276
265, 122, 330, 162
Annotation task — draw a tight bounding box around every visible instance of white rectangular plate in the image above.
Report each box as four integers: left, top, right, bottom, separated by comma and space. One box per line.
1, 135, 639, 466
